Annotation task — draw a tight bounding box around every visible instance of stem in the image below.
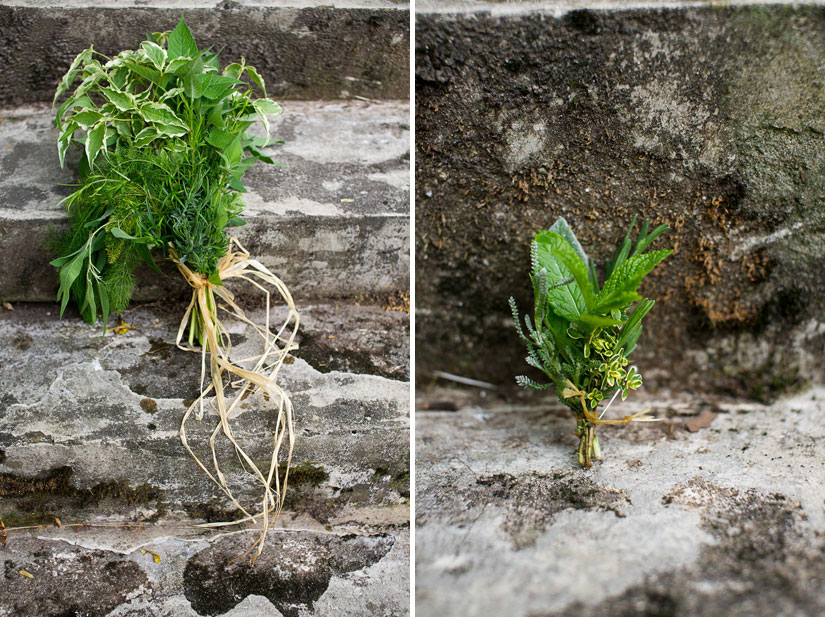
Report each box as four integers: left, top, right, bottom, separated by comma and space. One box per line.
592, 433, 602, 460
575, 399, 599, 469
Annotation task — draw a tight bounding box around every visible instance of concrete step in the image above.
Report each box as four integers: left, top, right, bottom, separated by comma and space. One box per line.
0, 100, 410, 302
0, 300, 409, 616
415, 0, 815, 14
415, 3, 825, 395
0, 2, 409, 106
415, 385, 825, 617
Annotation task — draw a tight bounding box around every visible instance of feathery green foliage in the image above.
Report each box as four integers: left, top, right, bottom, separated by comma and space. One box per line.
510, 216, 672, 467
51, 16, 281, 329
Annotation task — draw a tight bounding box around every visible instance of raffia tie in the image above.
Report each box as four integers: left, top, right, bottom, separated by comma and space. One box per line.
173, 237, 299, 566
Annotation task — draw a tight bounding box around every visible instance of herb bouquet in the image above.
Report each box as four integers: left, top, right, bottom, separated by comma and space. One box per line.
51, 17, 299, 564
510, 217, 672, 468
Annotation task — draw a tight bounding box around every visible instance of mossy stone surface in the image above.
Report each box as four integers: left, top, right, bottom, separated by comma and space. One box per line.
416, 5, 825, 398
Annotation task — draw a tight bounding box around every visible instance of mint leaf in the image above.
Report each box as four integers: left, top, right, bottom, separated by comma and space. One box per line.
549, 217, 588, 266
168, 16, 198, 60
534, 231, 592, 318
597, 249, 672, 309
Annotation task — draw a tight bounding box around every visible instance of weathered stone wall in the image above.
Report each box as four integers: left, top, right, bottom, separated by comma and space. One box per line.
0, 4, 409, 105
415, 5, 825, 398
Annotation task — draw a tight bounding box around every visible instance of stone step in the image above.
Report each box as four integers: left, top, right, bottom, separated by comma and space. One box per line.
415, 3, 825, 395
415, 0, 815, 14
0, 100, 410, 302
0, 301, 409, 518
0, 524, 409, 617
0, 300, 409, 615
0, 2, 409, 106
415, 384, 825, 617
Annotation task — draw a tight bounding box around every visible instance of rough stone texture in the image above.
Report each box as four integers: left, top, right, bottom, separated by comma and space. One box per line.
416, 0, 819, 13
7, 0, 407, 6
415, 5, 825, 398
415, 384, 825, 617
0, 4, 409, 105
1, 527, 409, 617
0, 101, 410, 302
0, 302, 409, 615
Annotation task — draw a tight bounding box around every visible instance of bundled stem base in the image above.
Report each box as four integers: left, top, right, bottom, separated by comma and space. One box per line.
174, 238, 299, 565
564, 380, 658, 469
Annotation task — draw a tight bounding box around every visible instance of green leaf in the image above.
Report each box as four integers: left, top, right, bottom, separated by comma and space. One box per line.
160, 87, 185, 101
200, 74, 242, 100
597, 249, 672, 309
223, 62, 243, 79
141, 41, 167, 70
550, 238, 594, 311
615, 299, 655, 354
57, 251, 87, 317
245, 66, 266, 95
633, 223, 669, 257
133, 126, 163, 147
592, 291, 643, 315
166, 57, 194, 75
110, 227, 138, 240
55, 95, 92, 128
207, 104, 225, 128
83, 275, 97, 324
154, 123, 188, 137
109, 66, 129, 90
182, 72, 204, 99
53, 47, 93, 106
533, 244, 585, 321
208, 271, 223, 286
228, 156, 257, 180
97, 278, 110, 331
607, 215, 637, 277
534, 231, 591, 319
136, 243, 163, 274
244, 142, 276, 165
574, 314, 624, 330
224, 136, 242, 166
228, 177, 247, 192
252, 98, 281, 135
256, 99, 282, 115
49, 244, 85, 268
203, 51, 221, 70
167, 16, 198, 60
227, 216, 246, 227
100, 87, 136, 112
71, 109, 103, 128
124, 60, 162, 85
57, 122, 77, 168
85, 123, 107, 168
140, 102, 187, 129
206, 127, 235, 149
549, 217, 588, 266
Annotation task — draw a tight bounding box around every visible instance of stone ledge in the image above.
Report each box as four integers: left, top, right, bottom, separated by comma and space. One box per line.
0, 302, 410, 526
0, 523, 410, 617
0, 5, 409, 105
415, 385, 825, 617
415, 0, 824, 15
0, 101, 410, 301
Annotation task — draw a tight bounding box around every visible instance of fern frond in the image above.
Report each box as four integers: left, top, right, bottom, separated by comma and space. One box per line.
515, 375, 551, 390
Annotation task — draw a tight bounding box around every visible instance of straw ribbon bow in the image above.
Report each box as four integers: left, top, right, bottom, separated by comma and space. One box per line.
172, 237, 299, 565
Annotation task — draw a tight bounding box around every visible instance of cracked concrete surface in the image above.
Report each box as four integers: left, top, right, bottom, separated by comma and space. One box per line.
415, 385, 825, 617
0, 302, 409, 616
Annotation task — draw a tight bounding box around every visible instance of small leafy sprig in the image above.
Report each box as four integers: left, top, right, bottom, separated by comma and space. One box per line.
50, 16, 281, 330
510, 216, 672, 468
